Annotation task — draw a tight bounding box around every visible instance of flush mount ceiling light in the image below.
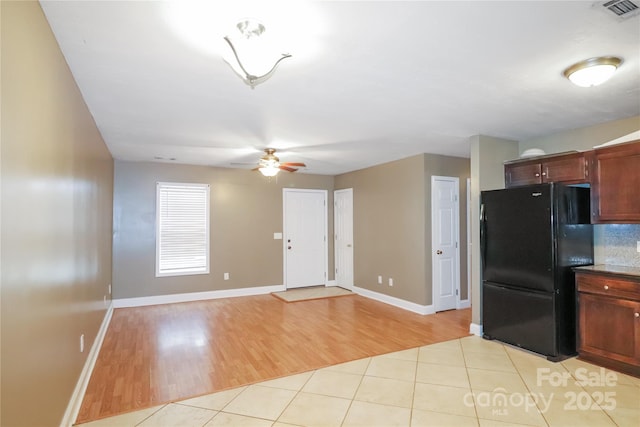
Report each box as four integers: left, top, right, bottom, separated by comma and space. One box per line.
563, 56, 623, 87
223, 19, 292, 89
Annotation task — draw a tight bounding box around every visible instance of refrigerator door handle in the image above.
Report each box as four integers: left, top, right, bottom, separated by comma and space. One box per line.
480, 203, 486, 270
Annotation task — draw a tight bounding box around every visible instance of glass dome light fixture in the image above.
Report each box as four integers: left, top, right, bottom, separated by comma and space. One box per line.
223, 19, 292, 89
259, 165, 280, 177
563, 56, 622, 87
258, 152, 281, 177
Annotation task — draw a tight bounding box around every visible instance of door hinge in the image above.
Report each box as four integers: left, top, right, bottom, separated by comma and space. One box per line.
456, 289, 459, 296
456, 242, 458, 248
454, 195, 458, 202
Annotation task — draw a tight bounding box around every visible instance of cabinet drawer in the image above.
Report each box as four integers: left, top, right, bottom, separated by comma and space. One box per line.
576, 273, 640, 301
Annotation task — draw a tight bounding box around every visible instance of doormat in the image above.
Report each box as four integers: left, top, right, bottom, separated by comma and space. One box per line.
272, 286, 354, 303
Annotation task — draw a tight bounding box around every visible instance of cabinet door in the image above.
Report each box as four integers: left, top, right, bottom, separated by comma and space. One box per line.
504, 162, 541, 188
542, 154, 586, 184
578, 293, 640, 366
591, 140, 640, 223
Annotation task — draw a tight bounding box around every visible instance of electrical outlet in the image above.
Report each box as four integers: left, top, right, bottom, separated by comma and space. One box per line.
377, 275, 382, 284
80, 334, 85, 353
389, 278, 394, 287
224, 272, 230, 280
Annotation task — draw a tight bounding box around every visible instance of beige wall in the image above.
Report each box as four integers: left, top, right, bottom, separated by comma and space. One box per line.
1, 2, 114, 426
335, 154, 469, 306
519, 115, 639, 155
113, 160, 334, 299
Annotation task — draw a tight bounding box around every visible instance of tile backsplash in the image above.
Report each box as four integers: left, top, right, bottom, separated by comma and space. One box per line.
594, 224, 640, 267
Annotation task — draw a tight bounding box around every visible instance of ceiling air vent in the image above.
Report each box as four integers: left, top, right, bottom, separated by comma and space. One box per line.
596, 0, 640, 20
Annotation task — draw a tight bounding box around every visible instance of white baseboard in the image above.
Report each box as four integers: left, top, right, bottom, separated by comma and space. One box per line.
325, 280, 337, 287
113, 284, 285, 308
61, 302, 114, 427
469, 323, 483, 337
457, 299, 471, 309
353, 286, 435, 315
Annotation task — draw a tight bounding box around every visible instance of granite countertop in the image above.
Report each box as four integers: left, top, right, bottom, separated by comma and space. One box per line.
574, 264, 640, 280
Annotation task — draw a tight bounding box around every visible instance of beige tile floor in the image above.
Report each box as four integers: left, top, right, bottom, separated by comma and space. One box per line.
78, 336, 640, 427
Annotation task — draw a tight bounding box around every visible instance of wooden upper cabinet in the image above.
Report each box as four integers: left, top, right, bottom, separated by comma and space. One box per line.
543, 154, 587, 183
504, 162, 542, 187
590, 139, 640, 223
505, 151, 588, 188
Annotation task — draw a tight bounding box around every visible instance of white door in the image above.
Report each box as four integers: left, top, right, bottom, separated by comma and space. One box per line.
431, 176, 460, 312
334, 188, 354, 289
283, 189, 327, 289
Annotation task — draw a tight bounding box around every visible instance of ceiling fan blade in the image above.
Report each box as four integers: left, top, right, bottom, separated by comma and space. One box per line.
280, 162, 306, 167
279, 166, 297, 172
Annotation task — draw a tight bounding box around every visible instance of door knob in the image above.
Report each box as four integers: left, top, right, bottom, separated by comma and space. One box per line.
635, 313, 639, 318
436, 250, 443, 255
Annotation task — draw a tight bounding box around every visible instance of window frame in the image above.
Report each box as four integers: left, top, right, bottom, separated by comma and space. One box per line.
155, 181, 210, 277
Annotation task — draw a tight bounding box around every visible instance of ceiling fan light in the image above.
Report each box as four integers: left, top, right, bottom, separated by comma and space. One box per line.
563, 56, 622, 87
259, 166, 279, 177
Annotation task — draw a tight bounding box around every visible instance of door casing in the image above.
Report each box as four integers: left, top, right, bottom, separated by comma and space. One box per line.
431, 176, 461, 312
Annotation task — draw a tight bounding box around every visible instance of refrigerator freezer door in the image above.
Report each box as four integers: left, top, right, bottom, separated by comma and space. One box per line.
483, 282, 558, 358
481, 184, 555, 293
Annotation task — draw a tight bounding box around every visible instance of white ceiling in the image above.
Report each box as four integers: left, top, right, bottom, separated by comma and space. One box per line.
40, 1, 640, 175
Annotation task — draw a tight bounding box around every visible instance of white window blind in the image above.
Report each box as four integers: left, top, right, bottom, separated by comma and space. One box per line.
156, 182, 210, 277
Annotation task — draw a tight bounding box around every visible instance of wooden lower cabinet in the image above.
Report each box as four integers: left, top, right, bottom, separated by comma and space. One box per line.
576, 271, 640, 377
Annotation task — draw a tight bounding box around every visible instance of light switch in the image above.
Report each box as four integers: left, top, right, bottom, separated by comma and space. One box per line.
224, 272, 229, 280
274, 232, 283, 240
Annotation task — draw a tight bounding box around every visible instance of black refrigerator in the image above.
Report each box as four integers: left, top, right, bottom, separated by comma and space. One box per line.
481, 183, 593, 361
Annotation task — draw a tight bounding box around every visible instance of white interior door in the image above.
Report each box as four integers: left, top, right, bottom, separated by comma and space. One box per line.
431, 176, 460, 312
283, 189, 327, 289
334, 188, 354, 289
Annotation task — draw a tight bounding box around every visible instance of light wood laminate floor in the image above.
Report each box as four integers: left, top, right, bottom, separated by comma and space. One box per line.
77, 294, 471, 424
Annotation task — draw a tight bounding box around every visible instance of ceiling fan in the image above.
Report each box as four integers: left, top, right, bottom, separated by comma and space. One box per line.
252, 148, 306, 176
